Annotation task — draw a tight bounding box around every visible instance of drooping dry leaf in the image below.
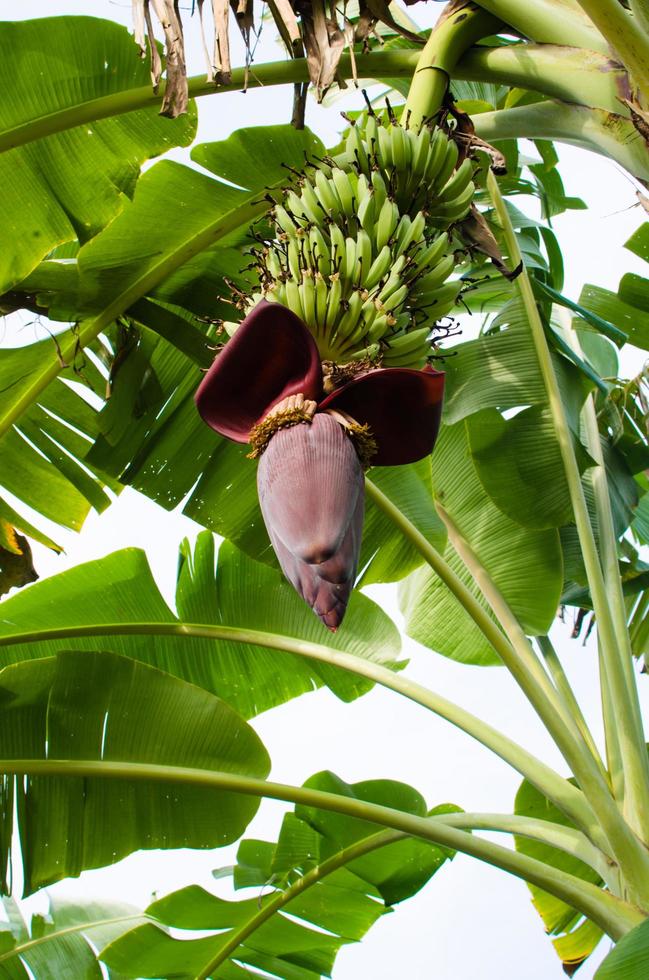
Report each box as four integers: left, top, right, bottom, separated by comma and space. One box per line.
0, 524, 38, 598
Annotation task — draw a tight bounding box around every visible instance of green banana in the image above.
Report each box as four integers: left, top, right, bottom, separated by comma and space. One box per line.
344, 237, 358, 284
325, 273, 342, 332
331, 167, 356, 218
436, 157, 474, 204
334, 288, 365, 343
432, 139, 460, 194
364, 245, 393, 291
355, 229, 373, 287
375, 198, 399, 250
300, 272, 317, 329
429, 181, 475, 225
412, 254, 456, 295
285, 277, 304, 320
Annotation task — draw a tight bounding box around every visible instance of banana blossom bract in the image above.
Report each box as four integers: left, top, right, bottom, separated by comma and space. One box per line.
195, 301, 444, 629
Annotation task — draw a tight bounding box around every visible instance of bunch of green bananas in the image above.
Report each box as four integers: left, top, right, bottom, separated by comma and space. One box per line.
239, 115, 474, 368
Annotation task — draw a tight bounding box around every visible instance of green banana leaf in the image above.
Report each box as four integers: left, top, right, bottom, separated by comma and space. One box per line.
0, 894, 149, 979
400, 420, 563, 665
514, 778, 604, 973
0, 335, 122, 547
595, 919, 649, 979
0, 532, 402, 718
0, 16, 196, 294
0, 123, 323, 546
0, 649, 270, 895
101, 772, 459, 979
466, 406, 594, 529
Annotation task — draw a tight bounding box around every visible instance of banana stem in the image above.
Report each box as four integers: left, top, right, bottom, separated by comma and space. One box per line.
577, 389, 649, 835
574, 0, 649, 103
600, 642, 626, 802
487, 168, 649, 904
434, 499, 642, 868
403, 4, 501, 128
435, 501, 608, 774
473, 102, 649, 183
473, 0, 608, 51
457, 43, 631, 115
536, 634, 607, 779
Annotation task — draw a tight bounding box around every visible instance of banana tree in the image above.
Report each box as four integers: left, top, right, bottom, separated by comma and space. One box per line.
2, 0, 649, 976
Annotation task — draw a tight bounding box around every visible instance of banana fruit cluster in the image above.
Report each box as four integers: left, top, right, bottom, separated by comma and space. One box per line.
238, 115, 474, 368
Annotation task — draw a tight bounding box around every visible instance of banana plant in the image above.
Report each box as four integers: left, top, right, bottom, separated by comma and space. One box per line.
2, 1, 649, 977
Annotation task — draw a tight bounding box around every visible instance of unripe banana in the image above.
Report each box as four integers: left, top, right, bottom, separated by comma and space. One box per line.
329, 224, 345, 272
412, 253, 456, 294
266, 248, 284, 280
377, 125, 393, 170
347, 123, 371, 175
416, 280, 461, 317
382, 282, 409, 313
355, 229, 373, 286
389, 124, 408, 172
285, 277, 304, 320
273, 204, 298, 237
334, 288, 365, 342
364, 244, 393, 291
285, 190, 308, 225
314, 168, 341, 217
375, 198, 399, 250
309, 225, 330, 277
347, 342, 381, 362
357, 193, 376, 236
383, 326, 431, 357
394, 214, 412, 254
287, 239, 302, 281
366, 313, 392, 343
383, 346, 429, 369
314, 271, 328, 327
429, 181, 475, 224
325, 273, 343, 331
396, 210, 426, 256
344, 237, 358, 284
364, 114, 380, 158
432, 139, 460, 193
300, 180, 322, 224
300, 272, 317, 329
436, 157, 474, 204
410, 233, 450, 276
331, 168, 356, 218
411, 126, 431, 177
423, 129, 448, 185
374, 254, 407, 305
371, 170, 388, 212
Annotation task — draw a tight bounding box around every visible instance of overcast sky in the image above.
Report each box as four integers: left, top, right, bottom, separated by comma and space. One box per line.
4, 3, 649, 978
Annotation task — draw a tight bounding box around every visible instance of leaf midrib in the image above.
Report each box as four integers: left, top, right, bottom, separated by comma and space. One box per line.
0, 913, 146, 964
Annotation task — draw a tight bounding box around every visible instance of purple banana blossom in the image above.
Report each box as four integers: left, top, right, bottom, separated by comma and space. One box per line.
195, 301, 445, 630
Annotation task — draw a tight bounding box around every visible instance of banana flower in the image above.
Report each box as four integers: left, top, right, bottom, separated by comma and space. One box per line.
195, 301, 444, 630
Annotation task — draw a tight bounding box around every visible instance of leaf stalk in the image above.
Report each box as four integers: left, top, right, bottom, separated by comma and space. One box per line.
0, 759, 641, 940
0, 618, 597, 840
487, 168, 649, 905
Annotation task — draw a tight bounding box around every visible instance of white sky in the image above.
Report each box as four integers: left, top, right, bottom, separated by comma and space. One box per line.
3, 2, 649, 978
